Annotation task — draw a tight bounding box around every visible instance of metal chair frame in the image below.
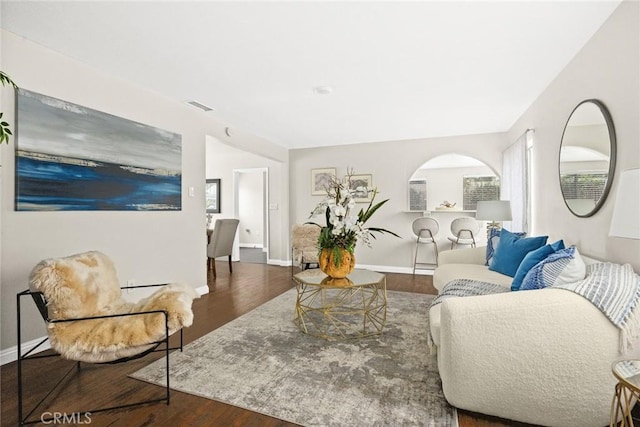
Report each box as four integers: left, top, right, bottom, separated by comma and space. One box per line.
17, 283, 184, 426
450, 228, 477, 249
413, 228, 439, 274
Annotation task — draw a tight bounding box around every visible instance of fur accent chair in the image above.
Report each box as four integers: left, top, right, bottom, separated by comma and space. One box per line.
29, 250, 199, 363
291, 223, 321, 271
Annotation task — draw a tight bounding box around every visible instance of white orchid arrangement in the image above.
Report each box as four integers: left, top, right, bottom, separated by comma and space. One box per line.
309, 171, 399, 266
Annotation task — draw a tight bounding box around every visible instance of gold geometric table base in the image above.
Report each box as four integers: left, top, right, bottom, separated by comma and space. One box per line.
611, 360, 640, 427
611, 381, 640, 426
293, 269, 387, 340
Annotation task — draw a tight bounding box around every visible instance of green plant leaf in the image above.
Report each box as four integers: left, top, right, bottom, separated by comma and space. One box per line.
358, 199, 390, 224
0, 71, 19, 89
324, 206, 331, 227
366, 226, 401, 238
0, 71, 18, 143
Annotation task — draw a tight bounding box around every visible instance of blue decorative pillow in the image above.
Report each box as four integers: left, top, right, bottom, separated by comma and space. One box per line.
550, 239, 566, 252
511, 240, 565, 291
485, 228, 526, 266
488, 229, 548, 277
520, 246, 586, 290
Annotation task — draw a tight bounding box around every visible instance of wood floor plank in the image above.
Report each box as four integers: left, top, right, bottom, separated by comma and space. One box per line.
1, 262, 525, 426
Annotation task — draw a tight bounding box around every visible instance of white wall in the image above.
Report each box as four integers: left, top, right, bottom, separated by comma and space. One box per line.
0, 30, 288, 350
507, 0, 639, 271
205, 137, 288, 264
289, 133, 507, 271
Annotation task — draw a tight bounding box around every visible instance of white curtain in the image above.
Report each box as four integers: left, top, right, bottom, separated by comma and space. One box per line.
501, 130, 531, 233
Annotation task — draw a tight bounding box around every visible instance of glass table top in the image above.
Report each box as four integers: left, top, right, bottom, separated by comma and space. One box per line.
613, 359, 640, 391
293, 268, 385, 288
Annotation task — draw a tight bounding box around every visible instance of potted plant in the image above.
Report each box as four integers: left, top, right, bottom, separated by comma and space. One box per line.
309, 170, 400, 278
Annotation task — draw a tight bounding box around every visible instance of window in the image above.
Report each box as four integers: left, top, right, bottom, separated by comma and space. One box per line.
560, 172, 608, 202
463, 176, 500, 210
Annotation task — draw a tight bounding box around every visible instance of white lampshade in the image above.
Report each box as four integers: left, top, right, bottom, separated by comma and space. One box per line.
475, 200, 513, 221
609, 168, 640, 239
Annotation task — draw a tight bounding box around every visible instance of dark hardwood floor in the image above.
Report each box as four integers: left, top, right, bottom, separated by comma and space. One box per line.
1, 261, 528, 426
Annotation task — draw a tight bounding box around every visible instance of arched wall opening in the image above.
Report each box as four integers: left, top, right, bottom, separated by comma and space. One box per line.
408, 153, 500, 253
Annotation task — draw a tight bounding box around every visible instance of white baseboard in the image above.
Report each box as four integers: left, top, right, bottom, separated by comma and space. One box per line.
1, 336, 51, 366
195, 285, 209, 295
239, 243, 263, 249
268, 259, 292, 267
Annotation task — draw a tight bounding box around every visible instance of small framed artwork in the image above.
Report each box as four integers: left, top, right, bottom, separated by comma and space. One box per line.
206, 178, 221, 213
311, 168, 336, 195
348, 174, 373, 203
408, 179, 427, 211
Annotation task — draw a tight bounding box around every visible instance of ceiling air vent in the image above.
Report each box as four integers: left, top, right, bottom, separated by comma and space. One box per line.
186, 100, 214, 112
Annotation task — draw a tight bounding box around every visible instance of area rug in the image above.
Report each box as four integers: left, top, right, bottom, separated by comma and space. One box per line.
131, 289, 457, 426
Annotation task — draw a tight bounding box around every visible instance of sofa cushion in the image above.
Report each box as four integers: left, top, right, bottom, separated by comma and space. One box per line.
485, 228, 526, 266
434, 263, 513, 292
489, 229, 548, 277
520, 246, 586, 290
511, 240, 565, 291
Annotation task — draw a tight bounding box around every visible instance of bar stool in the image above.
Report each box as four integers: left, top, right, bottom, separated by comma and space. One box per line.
412, 217, 440, 274
447, 217, 481, 249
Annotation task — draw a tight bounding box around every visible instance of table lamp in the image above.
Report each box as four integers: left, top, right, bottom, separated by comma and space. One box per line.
475, 200, 512, 237
609, 168, 640, 239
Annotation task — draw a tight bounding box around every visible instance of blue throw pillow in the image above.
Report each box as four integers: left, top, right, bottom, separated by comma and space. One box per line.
511, 240, 565, 291
550, 239, 566, 252
485, 228, 526, 266
488, 229, 548, 277
520, 246, 586, 290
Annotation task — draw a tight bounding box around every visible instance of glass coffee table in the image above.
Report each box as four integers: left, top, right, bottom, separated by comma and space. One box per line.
611, 359, 640, 426
292, 269, 387, 340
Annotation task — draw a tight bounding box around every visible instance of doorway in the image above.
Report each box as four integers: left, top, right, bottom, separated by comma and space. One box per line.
234, 168, 269, 264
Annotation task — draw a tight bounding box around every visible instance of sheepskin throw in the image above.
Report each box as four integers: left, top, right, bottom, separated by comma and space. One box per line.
291, 223, 321, 266
29, 251, 198, 363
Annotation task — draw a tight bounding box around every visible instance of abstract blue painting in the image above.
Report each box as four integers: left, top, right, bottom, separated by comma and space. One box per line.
15, 90, 182, 211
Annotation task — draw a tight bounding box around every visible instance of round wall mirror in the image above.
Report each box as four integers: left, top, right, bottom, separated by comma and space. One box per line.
559, 99, 616, 217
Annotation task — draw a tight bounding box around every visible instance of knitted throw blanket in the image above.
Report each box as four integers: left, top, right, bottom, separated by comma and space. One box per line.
553, 262, 640, 352
430, 279, 509, 309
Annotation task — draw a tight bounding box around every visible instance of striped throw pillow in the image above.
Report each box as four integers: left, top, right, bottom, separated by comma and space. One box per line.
520, 246, 586, 290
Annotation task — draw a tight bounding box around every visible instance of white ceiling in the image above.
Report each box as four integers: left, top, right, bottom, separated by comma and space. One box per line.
0, 1, 621, 149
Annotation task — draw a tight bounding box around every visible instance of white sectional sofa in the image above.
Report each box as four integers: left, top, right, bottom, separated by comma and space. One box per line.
429, 246, 620, 427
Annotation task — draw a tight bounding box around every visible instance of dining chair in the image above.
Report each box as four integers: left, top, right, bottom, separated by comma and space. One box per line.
207, 219, 240, 279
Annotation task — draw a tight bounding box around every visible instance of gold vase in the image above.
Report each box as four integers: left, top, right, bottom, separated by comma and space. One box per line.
318, 248, 355, 279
